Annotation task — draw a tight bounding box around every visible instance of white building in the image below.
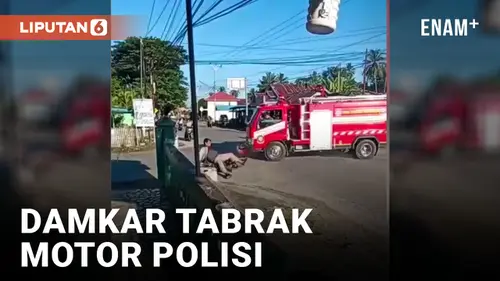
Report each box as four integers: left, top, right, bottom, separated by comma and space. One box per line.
202, 92, 238, 121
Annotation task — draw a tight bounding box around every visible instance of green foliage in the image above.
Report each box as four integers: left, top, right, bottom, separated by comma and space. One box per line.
111, 36, 188, 114
290, 50, 387, 94
257, 72, 289, 91
229, 89, 239, 98
197, 98, 207, 109
111, 77, 138, 109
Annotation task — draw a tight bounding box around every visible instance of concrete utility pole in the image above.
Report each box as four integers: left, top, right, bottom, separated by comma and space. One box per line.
363, 48, 367, 93
140, 38, 144, 98
210, 63, 221, 120
244, 78, 248, 118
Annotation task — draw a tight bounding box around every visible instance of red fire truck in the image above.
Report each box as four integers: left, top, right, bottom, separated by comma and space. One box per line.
399, 81, 500, 156
239, 84, 387, 161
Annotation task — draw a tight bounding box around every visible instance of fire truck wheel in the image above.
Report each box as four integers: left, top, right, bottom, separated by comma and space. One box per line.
264, 142, 286, 161
354, 139, 377, 160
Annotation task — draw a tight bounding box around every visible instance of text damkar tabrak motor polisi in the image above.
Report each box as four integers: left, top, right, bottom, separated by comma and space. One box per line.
21, 208, 313, 268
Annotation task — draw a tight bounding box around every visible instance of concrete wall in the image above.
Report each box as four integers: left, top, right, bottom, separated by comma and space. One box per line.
206, 101, 237, 120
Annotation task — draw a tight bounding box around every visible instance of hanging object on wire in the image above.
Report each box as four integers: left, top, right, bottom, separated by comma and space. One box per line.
306, 0, 341, 35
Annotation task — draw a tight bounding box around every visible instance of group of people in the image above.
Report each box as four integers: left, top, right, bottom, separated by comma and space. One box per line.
177, 116, 246, 177
199, 138, 246, 177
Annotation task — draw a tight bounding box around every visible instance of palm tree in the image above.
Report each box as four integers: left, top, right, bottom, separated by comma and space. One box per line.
247, 88, 257, 103
364, 49, 386, 93
229, 89, 239, 98
257, 72, 278, 91
276, 73, 289, 83
112, 89, 137, 109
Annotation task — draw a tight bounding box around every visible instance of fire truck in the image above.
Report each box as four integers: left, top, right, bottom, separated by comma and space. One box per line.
397, 81, 500, 156
239, 84, 387, 161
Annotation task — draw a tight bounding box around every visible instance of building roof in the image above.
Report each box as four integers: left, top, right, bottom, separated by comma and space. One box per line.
205, 92, 238, 102
267, 83, 322, 104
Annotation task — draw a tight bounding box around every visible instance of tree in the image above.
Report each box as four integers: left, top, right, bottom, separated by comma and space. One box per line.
217, 86, 226, 92
111, 76, 137, 109
229, 89, 239, 98
111, 36, 188, 114
257, 72, 289, 91
247, 88, 257, 103
197, 98, 207, 109
364, 49, 386, 93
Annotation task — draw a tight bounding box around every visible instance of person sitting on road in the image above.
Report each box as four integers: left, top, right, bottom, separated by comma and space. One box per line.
199, 138, 246, 176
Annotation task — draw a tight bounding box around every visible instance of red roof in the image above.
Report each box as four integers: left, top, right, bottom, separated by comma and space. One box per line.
205, 92, 238, 102
267, 83, 323, 104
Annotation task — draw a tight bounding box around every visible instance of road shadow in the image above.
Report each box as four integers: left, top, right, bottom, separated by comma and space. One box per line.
111, 160, 161, 191
212, 140, 359, 161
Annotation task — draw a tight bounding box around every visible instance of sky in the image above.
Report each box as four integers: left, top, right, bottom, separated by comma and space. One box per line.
390, 0, 500, 94
112, 0, 387, 100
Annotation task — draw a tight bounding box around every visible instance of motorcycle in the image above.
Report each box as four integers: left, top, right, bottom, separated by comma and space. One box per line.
184, 126, 193, 141
177, 123, 183, 131
201, 158, 245, 179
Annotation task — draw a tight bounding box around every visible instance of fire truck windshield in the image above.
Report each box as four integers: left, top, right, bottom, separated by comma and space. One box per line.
248, 107, 259, 125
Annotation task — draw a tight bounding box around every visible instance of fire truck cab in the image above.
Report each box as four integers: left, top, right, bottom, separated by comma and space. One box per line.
240, 84, 387, 161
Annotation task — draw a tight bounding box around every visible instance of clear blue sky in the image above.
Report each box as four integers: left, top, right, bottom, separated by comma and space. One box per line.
112, 0, 386, 100
390, 0, 500, 94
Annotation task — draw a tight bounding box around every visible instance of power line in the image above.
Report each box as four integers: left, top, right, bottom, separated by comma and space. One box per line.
237, 32, 385, 78
146, 0, 171, 36
160, 0, 181, 40
223, 0, 359, 59
223, 8, 306, 58
171, 0, 257, 45
194, 26, 386, 56
145, 0, 157, 35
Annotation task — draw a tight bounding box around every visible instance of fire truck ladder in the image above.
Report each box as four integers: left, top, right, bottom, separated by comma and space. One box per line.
298, 94, 387, 140
304, 94, 387, 104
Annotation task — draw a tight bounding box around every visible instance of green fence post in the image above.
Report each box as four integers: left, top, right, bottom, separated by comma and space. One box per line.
155, 119, 175, 198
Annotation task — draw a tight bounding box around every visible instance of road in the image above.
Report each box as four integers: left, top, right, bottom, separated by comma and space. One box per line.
179, 124, 388, 277
180, 125, 388, 234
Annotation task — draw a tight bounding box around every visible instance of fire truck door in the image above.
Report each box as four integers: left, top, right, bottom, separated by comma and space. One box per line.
309, 110, 333, 150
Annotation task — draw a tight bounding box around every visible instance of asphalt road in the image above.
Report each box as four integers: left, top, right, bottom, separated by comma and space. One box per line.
179, 125, 388, 235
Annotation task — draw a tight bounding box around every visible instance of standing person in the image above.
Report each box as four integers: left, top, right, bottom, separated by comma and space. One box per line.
207, 116, 213, 128
199, 138, 246, 177
184, 118, 193, 140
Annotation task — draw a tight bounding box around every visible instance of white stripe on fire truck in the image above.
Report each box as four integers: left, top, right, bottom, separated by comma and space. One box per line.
253, 121, 286, 139
333, 129, 386, 136
331, 114, 386, 124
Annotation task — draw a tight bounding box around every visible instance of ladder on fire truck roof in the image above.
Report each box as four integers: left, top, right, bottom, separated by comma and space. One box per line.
302, 94, 387, 104
298, 94, 386, 140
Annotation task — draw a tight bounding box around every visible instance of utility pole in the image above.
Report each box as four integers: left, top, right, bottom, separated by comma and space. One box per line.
363, 48, 368, 92
185, 0, 201, 177
210, 63, 221, 120
140, 38, 144, 98
244, 78, 248, 118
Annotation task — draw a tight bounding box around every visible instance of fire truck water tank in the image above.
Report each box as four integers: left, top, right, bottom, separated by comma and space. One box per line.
306, 0, 341, 35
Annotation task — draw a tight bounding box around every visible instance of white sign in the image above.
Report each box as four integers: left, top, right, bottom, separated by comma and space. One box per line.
133, 99, 155, 127
227, 78, 246, 91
